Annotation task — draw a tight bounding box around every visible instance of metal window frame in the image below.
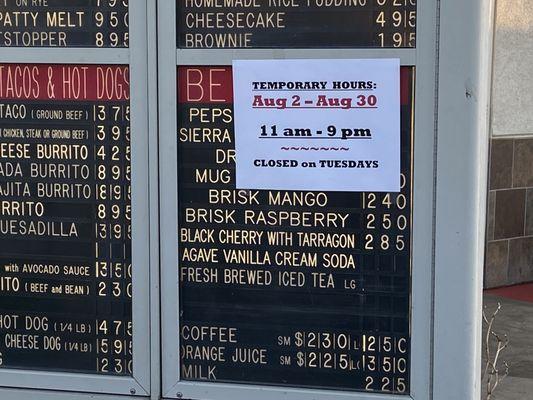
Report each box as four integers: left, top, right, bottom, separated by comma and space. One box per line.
0, 0, 494, 397
432, 0, 495, 399
0, 1, 153, 397
159, 1, 440, 399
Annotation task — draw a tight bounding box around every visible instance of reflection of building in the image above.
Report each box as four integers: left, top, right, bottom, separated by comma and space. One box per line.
485, 0, 533, 287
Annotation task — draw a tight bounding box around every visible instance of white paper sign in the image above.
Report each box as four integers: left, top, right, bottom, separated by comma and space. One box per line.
233, 59, 401, 192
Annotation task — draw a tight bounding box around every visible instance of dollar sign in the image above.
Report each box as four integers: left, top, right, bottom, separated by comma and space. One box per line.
297, 352, 304, 367
295, 332, 303, 347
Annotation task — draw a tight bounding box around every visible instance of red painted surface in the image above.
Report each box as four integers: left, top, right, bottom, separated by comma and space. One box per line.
0, 64, 129, 101
178, 67, 233, 104
485, 283, 533, 303
178, 66, 411, 105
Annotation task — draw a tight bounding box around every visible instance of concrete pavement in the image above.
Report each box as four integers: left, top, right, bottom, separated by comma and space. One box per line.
482, 294, 533, 399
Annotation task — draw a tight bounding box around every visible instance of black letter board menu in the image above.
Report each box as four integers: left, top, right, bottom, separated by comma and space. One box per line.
177, 67, 413, 394
0, 64, 132, 375
0, 0, 129, 48
178, 0, 416, 48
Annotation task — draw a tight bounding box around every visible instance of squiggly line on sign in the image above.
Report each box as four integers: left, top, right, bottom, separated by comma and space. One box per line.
280, 147, 349, 151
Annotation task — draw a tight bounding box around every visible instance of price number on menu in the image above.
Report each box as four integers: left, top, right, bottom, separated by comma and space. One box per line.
362, 173, 409, 252
375, 0, 417, 48
94, 0, 129, 48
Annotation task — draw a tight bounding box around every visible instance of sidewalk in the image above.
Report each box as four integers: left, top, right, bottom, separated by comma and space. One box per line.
483, 291, 533, 399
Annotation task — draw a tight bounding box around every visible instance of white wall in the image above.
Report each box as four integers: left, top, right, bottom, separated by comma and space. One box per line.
492, 0, 533, 137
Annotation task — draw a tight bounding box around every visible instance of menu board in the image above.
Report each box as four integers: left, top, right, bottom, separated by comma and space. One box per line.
0, 0, 129, 48
177, 66, 413, 394
0, 64, 132, 375
177, 0, 416, 49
